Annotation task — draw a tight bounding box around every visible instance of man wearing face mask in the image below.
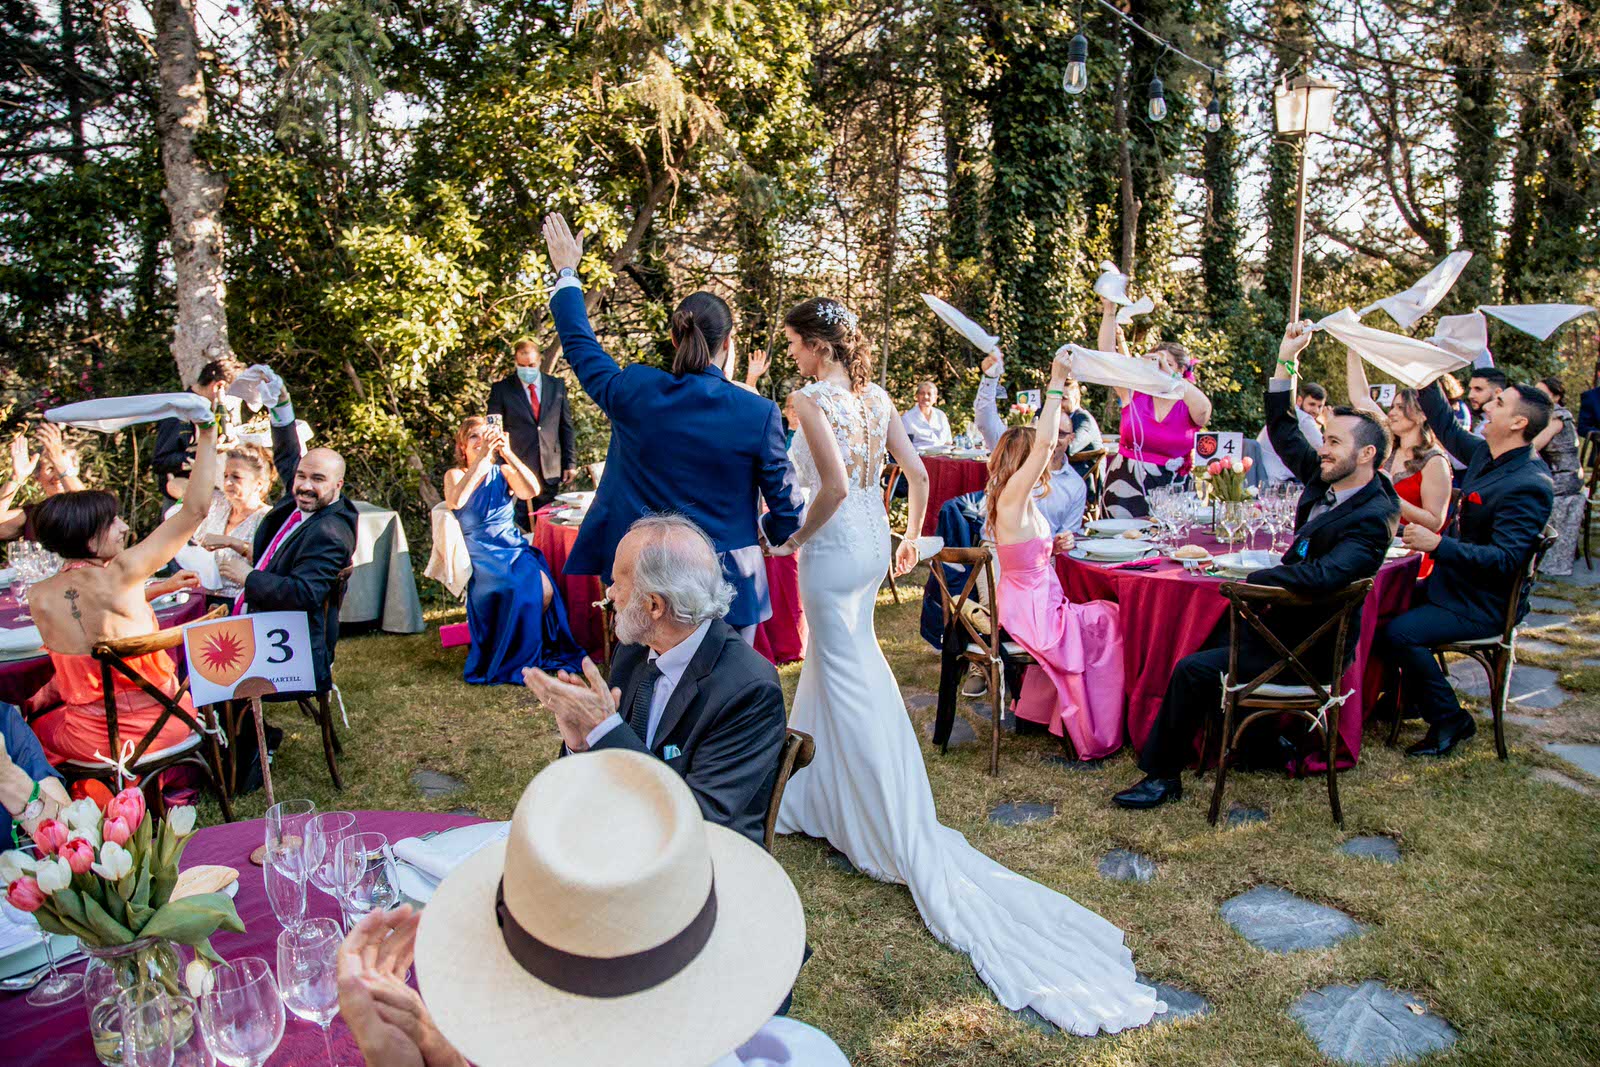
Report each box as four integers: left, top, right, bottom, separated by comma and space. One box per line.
489, 340, 577, 527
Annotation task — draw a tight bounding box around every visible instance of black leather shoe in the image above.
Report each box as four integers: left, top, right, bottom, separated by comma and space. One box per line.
1405, 714, 1477, 757
1112, 776, 1183, 809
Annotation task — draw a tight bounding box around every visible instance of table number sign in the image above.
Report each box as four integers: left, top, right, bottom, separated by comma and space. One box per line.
1369, 384, 1397, 407
1017, 389, 1041, 408
1194, 431, 1244, 464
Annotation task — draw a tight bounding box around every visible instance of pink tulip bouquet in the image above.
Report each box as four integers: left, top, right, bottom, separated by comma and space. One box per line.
1196, 455, 1255, 503
1006, 401, 1037, 428
0, 790, 243, 960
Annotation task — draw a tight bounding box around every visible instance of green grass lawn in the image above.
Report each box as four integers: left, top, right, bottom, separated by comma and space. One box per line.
205, 570, 1600, 1066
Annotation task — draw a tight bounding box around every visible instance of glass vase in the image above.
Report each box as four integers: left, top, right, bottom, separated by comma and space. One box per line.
83, 937, 190, 1066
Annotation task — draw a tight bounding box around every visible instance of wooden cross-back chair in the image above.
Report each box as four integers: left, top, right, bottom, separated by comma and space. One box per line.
1069, 448, 1108, 522
880, 464, 905, 603
1392, 528, 1558, 760
71, 604, 235, 820
763, 728, 815, 851
1201, 578, 1374, 827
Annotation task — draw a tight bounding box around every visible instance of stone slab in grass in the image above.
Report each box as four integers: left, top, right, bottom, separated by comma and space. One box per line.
1514, 637, 1566, 657
904, 692, 937, 712
989, 802, 1056, 826
1531, 767, 1594, 795
1552, 567, 1600, 588
410, 768, 466, 798
1529, 594, 1573, 612
1225, 803, 1269, 827
1521, 612, 1571, 630
925, 714, 977, 747
826, 849, 859, 875
1220, 886, 1366, 953
1010, 1006, 1056, 1035
1041, 754, 1106, 772
1139, 974, 1213, 1023
445, 806, 481, 818
1545, 742, 1600, 779
1290, 981, 1457, 1065
1339, 835, 1400, 864
1098, 848, 1158, 883
1449, 661, 1567, 707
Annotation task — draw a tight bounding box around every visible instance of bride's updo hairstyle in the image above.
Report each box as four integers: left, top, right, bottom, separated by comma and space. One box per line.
669, 292, 735, 377
784, 297, 874, 394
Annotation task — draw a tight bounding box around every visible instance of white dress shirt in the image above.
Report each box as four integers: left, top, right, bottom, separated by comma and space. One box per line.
972, 362, 1086, 538
1256, 405, 1324, 485
585, 620, 713, 749
901, 405, 952, 449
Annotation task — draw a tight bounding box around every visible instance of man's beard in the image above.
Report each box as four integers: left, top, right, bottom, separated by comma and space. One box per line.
614, 595, 653, 646
296, 490, 326, 512
1320, 452, 1357, 485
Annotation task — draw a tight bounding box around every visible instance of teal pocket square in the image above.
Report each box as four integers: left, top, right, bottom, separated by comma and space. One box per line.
662, 744, 683, 759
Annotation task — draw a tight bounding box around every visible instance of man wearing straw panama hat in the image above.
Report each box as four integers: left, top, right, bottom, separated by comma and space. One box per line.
337, 750, 835, 1067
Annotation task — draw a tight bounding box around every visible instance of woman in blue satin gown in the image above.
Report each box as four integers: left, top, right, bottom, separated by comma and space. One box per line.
446, 417, 585, 684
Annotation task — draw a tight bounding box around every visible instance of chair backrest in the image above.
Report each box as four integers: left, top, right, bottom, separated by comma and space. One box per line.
929, 546, 999, 658
91, 604, 227, 767
882, 462, 903, 511
1585, 433, 1600, 495
1070, 448, 1108, 520
763, 728, 816, 850
1217, 578, 1374, 704
1499, 527, 1560, 644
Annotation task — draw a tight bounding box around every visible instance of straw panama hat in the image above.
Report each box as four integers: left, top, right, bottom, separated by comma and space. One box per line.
415, 749, 807, 1067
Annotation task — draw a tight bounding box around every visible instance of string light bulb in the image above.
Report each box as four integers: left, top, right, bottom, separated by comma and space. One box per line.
1064, 33, 1089, 95
1206, 75, 1222, 131
1147, 73, 1167, 121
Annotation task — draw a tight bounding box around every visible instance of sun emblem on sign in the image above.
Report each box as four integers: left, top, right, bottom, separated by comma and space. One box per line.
189, 618, 256, 688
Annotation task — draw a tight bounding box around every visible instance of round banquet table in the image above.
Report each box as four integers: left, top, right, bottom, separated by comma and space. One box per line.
531, 508, 806, 666
0, 809, 484, 1067
919, 456, 989, 535
1056, 531, 1421, 769
0, 589, 210, 709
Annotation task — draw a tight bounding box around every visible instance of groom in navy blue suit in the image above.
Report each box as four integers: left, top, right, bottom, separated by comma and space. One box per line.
542, 214, 805, 637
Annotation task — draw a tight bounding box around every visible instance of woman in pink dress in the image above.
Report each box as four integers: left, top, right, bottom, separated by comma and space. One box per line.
988, 353, 1125, 759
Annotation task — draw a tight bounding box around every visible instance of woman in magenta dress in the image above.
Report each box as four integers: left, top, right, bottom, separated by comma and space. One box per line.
989, 352, 1125, 759
1095, 298, 1212, 518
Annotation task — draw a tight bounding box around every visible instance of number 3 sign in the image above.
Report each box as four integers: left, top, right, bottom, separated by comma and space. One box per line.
184, 611, 315, 707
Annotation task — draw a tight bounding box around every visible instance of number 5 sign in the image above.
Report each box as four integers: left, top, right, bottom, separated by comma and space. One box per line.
184, 611, 315, 707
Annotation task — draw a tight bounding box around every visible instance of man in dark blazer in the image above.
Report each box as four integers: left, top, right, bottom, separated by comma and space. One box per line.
1114, 321, 1401, 809
217, 392, 358, 696
1577, 368, 1600, 438
523, 515, 787, 846
153, 358, 238, 501
487, 339, 576, 525
1375, 373, 1556, 757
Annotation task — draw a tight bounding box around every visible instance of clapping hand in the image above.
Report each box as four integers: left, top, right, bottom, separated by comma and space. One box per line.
8, 434, 36, 484
542, 213, 587, 275
523, 657, 620, 752
337, 908, 465, 1067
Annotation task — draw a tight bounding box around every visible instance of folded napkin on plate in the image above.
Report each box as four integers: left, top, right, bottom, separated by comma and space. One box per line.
0, 914, 40, 956
0, 624, 43, 654
46, 392, 214, 433
392, 821, 511, 884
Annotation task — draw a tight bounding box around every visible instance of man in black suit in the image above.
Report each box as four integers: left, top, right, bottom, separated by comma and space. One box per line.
1375, 373, 1555, 757
1577, 367, 1600, 438
1114, 321, 1401, 809
217, 391, 358, 697
487, 340, 576, 525
153, 358, 238, 501
523, 514, 787, 846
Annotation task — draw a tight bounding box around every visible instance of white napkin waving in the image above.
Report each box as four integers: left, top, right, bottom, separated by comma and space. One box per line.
1116, 295, 1155, 327
1316, 308, 1469, 388
425, 502, 472, 599
1093, 261, 1133, 305
1479, 303, 1595, 341
392, 821, 510, 884
173, 544, 223, 592
1058, 343, 1187, 400
1357, 250, 1473, 329
46, 393, 213, 433
227, 364, 284, 410
921, 294, 999, 355
1428, 311, 1492, 366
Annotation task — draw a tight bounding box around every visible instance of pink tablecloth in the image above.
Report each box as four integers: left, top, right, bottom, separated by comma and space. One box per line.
0, 591, 210, 708
1057, 533, 1420, 768
532, 510, 806, 666
920, 457, 989, 536
1, 809, 484, 1067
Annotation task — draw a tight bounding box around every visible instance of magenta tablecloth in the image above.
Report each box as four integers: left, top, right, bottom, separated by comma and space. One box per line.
2, 809, 485, 1067
919, 457, 989, 536
0, 591, 210, 709
1057, 533, 1420, 768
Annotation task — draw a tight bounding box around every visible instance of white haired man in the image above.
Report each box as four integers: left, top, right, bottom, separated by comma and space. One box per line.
523, 514, 789, 845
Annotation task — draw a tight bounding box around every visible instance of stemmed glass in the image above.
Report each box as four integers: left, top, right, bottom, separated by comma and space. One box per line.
264, 799, 316, 930
331, 833, 398, 931
198, 957, 286, 1067
305, 812, 357, 900
119, 985, 211, 1067
2, 843, 83, 1005
278, 919, 350, 1067
1216, 501, 1247, 552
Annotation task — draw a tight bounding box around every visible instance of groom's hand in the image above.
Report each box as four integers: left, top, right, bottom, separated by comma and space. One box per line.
523, 657, 620, 751
542, 213, 587, 274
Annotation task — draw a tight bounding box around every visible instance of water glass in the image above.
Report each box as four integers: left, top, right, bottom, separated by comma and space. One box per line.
264, 799, 315, 930
305, 812, 357, 899
197, 957, 285, 1067
331, 833, 398, 930
2, 844, 83, 1005
118, 985, 210, 1067
277, 919, 349, 1067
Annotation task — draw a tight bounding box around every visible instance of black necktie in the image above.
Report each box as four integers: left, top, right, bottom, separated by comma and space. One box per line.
1324, 489, 1338, 509
629, 662, 663, 744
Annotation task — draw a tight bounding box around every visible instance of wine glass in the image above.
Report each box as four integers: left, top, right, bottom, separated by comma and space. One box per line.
278, 919, 350, 1067
331, 833, 398, 931
198, 957, 286, 1067
305, 811, 357, 899
264, 799, 315, 930
2, 844, 84, 1005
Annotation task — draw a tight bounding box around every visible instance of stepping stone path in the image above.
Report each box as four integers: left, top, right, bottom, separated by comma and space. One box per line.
1545, 743, 1600, 779
1041, 754, 1105, 772
1554, 567, 1600, 588
445, 806, 481, 818
1339, 836, 1401, 864
1531, 767, 1594, 795
1220, 886, 1366, 953
1528, 594, 1573, 612
1098, 848, 1158, 883
925, 714, 978, 747
988, 802, 1056, 826
1448, 662, 1569, 709
904, 693, 937, 712
410, 768, 466, 798
826, 849, 859, 875
1139, 974, 1214, 1022
1225, 803, 1268, 827
1521, 612, 1571, 630
1010, 1006, 1056, 1034
1514, 637, 1565, 657
1290, 981, 1457, 1065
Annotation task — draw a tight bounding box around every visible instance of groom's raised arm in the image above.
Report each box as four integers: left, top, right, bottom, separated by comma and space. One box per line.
549, 282, 623, 416
755, 403, 805, 547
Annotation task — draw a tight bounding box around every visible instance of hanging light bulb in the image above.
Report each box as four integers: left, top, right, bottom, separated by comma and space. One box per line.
1206, 95, 1222, 132
1147, 74, 1167, 121
1063, 33, 1089, 95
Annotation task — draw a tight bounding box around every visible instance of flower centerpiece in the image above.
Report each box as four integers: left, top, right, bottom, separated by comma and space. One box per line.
1006, 400, 1037, 427
1195, 455, 1255, 503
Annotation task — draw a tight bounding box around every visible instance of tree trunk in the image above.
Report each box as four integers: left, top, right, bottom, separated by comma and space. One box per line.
1447, 0, 1502, 308
1261, 0, 1310, 326
1115, 59, 1139, 276
1200, 79, 1244, 319
154, 0, 233, 385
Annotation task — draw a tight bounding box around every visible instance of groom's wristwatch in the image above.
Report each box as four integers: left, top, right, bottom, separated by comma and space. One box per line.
557, 267, 578, 281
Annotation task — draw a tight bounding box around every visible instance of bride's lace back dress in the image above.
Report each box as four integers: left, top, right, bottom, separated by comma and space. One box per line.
778, 378, 1163, 1036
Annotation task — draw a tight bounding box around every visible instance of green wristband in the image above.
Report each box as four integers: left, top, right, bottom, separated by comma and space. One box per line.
1277, 358, 1298, 375
1046, 388, 1064, 398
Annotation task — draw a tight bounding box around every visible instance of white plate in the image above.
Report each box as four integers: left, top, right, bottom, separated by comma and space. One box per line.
1211, 550, 1281, 577
1386, 543, 1414, 559
150, 590, 189, 610
554, 491, 594, 505
0, 932, 77, 980
0, 566, 15, 585
1172, 550, 1214, 571
1085, 518, 1150, 537
1078, 538, 1159, 562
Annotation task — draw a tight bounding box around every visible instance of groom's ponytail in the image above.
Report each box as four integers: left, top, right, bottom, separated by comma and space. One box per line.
670, 292, 734, 377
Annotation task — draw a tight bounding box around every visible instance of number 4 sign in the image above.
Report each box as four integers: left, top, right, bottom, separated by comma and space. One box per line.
185, 611, 315, 707
1193, 431, 1244, 464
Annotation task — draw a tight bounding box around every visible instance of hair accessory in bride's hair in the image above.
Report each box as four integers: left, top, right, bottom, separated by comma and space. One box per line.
816, 299, 859, 332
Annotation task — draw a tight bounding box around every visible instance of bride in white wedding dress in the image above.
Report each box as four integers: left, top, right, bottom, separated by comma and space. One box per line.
768, 297, 1164, 1036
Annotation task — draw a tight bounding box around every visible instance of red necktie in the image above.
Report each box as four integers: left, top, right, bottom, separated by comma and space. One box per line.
233, 509, 304, 615
527, 383, 541, 421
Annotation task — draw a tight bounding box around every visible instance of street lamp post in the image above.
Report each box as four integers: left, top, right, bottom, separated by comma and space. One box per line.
1273, 73, 1340, 325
